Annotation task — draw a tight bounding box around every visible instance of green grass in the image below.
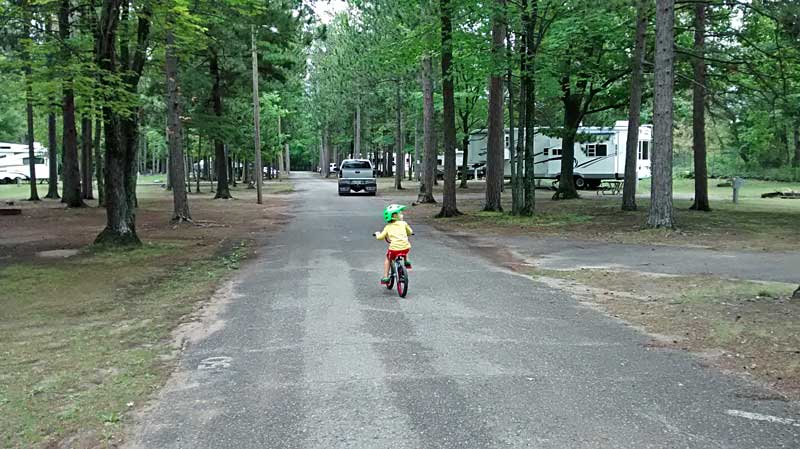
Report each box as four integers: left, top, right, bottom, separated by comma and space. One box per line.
0, 242, 246, 448
463, 210, 593, 227
637, 177, 800, 200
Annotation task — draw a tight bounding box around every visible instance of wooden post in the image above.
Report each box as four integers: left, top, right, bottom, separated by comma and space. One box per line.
251, 25, 263, 204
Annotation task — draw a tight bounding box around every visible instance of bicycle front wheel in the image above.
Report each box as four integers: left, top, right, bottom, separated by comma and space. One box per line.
396, 263, 408, 298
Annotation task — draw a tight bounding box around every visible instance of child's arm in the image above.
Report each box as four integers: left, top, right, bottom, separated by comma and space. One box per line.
374, 226, 389, 240
405, 223, 413, 236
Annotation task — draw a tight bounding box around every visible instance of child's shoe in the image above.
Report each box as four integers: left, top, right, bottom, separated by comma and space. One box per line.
380, 277, 390, 285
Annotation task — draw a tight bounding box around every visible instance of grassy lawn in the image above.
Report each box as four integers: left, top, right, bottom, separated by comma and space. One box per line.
409, 177, 800, 252
638, 177, 800, 200
0, 243, 246, 448
0, 182, 290, 448
532, 268, 800, 398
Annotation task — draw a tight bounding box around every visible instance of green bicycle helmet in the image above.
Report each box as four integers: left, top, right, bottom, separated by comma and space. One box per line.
383, 204, 407, 223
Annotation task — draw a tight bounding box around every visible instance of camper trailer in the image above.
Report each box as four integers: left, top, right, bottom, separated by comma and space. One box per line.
0, 142, 50, 184
467, 121, 652, 189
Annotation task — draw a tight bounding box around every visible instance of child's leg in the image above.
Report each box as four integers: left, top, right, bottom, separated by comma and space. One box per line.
383, 257, 390, 278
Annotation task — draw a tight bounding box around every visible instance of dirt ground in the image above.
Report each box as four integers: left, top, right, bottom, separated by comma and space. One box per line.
0, 182, 293, 266
0, 181, 293, 449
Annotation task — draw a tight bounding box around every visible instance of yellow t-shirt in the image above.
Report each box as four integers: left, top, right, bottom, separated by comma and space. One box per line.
376, 220, 413, 250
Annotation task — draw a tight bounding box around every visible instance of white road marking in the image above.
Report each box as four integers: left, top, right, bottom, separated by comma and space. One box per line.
198, 356, 232, 370
726, 409, 800, 427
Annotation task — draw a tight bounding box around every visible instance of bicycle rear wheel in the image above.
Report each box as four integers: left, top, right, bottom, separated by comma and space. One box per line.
386, 262, 395, 290
396, 263, 408, 298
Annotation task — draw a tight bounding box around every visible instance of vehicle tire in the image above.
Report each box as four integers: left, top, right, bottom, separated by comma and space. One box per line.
574, 176, 586, 189
587, 179, 601, 189
369, 192, 377, 196
396, 264, 408, 298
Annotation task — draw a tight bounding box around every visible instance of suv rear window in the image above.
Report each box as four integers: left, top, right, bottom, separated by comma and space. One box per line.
342, 161, 371, 169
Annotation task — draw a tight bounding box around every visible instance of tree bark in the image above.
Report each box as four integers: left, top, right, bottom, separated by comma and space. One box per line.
20, 0, 40, 202
622, 0, 648, 211
94, 0, 150, 246
418, 55, 437, 204
554, 90, 581, 200
484, 0, 506, 212
459, 128, 470, 189
59, 0, 83, 207
690, 1, 710, 212
45, 111, 60, 199
81, 116, 94, 199
166, 21, 191, 222
520, 0, 538, 215
354, 103, 362, 158
511, 32, 526, 215
210, 47, 232, 199
395, 81, 405, 190
437, 0, 461, 217
94, 117, 104, 206
794, 123, 799, 168
414, 113, 421, 181
648, 0, 676, 228
320, 131, 329, 177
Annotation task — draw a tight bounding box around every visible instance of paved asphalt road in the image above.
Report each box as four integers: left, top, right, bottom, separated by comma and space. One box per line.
467, 235, 800, 284
129, 173, 799, 448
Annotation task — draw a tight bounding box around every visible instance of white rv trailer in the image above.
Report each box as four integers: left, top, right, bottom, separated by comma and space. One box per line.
467, 121, 652, 189
0, 142, 50, 184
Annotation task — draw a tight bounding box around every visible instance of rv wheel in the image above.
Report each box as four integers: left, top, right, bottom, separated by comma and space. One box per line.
574, 176, 586, 189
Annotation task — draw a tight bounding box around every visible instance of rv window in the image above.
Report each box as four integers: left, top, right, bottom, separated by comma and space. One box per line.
551, 148, 562, 156
543, 148, 549, 156
504, 136, 509, 148
22, 157, 45, 165
596, 144, 607, 156
638, 141, 649, 160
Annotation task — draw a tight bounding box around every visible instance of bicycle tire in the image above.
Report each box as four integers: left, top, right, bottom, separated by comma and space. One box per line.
396, 263, 408, 298
386, 262, 395, 290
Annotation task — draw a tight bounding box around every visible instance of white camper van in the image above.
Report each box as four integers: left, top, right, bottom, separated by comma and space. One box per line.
0, 142, 50, 184
467, 121, 652, 189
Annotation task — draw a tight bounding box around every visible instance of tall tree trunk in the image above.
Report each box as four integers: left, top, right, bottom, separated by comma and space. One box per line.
437, 0, 461, 217
648, 0, 676, 228
520, 0, 538, 215
94, 0, 150, 246
554, 92, 581, 200
320, 130, 329, 177
94, 117, 104, 206
459, 129, 470, 189
511, 33, 525, 215
210, 47, 231, 199
794, 123, 799, 168
622, 0, 648, 211
690, 1, 710, 212
414, 113, 421, 181
46, 111, 60, 199
395, 81, 405, 190
60, 0, 83, 207
484, 0, 506, 211
418, 55, 437, 204
20, 0, 40, 201
81, 116, 94, 199
166, 23, 191, 222
354, 103, 362, 158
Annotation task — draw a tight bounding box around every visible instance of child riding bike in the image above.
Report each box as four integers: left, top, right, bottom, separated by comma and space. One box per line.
373, 204, 413, 285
